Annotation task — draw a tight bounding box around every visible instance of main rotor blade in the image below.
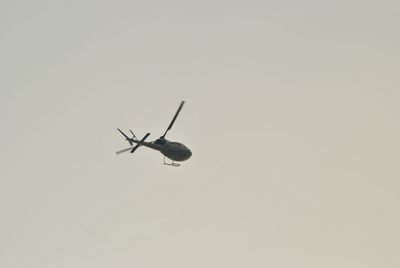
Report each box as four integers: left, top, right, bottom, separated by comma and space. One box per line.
116, 147, 135, 155
161, 101, 185, 138
130, 145, 140, 153
117, 128, 130, 139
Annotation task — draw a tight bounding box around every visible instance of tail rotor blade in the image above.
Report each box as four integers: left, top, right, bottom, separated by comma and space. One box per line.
161, 101, 185, 138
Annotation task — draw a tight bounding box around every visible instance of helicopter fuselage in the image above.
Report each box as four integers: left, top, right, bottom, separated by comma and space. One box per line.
131, 139, 192, 162
160, 141, 192, 161
116, 101, 191, 166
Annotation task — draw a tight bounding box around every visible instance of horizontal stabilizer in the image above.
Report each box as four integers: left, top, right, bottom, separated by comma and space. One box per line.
131, 133, 150, 153
115, 133, 151, 155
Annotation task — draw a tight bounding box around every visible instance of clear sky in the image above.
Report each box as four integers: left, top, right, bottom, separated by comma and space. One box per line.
1, 0, 399, 267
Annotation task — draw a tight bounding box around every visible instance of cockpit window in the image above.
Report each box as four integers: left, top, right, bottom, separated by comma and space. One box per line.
154, 139, 166, 145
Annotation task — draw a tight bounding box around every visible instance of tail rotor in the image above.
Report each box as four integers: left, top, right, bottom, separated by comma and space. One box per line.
116, 131, 151, 155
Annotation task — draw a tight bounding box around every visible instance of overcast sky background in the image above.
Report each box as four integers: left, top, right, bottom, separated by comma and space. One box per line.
1, 0, 400, 267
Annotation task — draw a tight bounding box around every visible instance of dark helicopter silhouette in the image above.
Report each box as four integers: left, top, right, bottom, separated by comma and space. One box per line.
116, 101, 192, 167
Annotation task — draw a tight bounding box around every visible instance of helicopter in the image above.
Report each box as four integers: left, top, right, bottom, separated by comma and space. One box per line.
116, 101, 192, 167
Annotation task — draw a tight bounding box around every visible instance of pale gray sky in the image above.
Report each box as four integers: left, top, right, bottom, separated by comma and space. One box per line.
1, 0, 400, 267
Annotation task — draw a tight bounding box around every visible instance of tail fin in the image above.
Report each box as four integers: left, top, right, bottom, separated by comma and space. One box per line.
129, 130, 136, 139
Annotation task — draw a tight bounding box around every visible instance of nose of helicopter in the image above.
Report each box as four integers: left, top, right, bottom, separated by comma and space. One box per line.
182, 148, 192, 161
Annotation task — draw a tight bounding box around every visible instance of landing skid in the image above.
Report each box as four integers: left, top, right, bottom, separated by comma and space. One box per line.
163, 156, 180, 167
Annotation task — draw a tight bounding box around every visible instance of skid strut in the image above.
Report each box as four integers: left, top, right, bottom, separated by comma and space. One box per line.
163, 156, 180, 167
